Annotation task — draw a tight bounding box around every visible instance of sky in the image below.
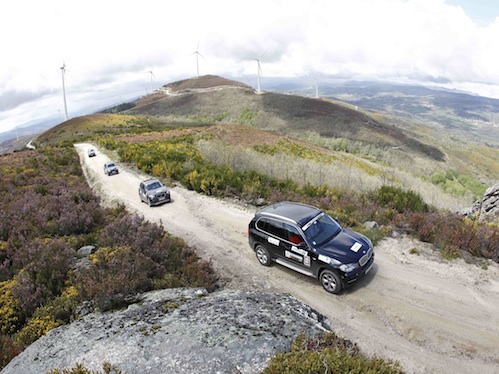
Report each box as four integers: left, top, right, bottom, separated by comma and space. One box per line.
1, 0, 499, 135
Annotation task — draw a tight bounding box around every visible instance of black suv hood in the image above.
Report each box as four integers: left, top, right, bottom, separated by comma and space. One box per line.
316, 228, 371, 262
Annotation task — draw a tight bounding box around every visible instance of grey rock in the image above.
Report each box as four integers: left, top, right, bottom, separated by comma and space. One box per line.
363, 221, 379, 229
77, 245, 97, 257
1, 288, 330, 374
463, 183, 499, 223
255, 198, 266, 206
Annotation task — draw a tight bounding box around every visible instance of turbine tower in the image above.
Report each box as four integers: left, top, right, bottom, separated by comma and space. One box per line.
60, 62, 69, 121
315, 77, 319, 98
254, 51, 266, 93
191, 42, 203, 78
147, 70, 155, 93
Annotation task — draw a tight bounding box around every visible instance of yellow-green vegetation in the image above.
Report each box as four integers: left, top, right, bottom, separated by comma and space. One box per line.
0, 280, 20, 335
439, 244, 462, 261
263, 332, 404, 374
36, 114, 148, 147
238, 107, 259, 126
409, 247, 419, 255
429, 169, 486, 200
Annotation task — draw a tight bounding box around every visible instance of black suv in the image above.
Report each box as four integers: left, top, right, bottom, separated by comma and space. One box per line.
248, 202, 374, 294
138, 179, 171, 206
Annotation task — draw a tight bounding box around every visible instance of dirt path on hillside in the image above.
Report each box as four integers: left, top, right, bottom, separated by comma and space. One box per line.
75, 143, 499, 374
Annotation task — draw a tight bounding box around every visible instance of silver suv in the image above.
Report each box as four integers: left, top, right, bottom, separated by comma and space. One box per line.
103, 162, 119, 176
139, 179, 171, 206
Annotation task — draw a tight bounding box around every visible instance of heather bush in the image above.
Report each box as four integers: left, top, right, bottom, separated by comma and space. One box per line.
74, 245, 161, 311
396, 212, 499, 262
0, 334, 22, 369
74, 215, 217, 311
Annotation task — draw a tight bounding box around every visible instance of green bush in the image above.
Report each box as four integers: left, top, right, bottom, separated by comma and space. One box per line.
263, 332, 404, 374
370, 186, 429, 213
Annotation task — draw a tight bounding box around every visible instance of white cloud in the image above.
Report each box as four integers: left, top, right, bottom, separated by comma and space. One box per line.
1, 0, 499, 134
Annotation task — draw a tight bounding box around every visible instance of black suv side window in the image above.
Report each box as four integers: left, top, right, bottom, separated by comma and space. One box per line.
257, 218, 286, 239
284, 223, 304, 245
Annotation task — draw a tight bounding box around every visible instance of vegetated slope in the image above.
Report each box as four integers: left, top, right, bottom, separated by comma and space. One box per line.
36, 114, 150, 147
125, 75, 444, 162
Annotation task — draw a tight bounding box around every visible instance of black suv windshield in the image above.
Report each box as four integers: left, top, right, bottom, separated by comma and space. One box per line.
303, 213, 341, 246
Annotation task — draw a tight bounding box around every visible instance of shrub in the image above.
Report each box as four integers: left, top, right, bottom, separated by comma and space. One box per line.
439, 244, 461, 261
0, 279, 21, 335
370, 186, 428, 213
0, 334, 22, 370
16, 315, 61, 347
263, 332, 404, 374
16, 286, 79, 346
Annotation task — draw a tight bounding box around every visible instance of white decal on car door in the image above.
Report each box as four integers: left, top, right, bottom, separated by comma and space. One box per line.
268, 237, 280, 246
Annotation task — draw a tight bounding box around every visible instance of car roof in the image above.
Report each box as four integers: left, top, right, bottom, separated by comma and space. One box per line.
256, 202, 321, 227
143, 178, 160, 185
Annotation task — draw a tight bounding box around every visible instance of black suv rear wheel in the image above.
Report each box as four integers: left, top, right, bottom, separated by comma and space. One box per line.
255, 244, 271, 266
320, 269, 342, 294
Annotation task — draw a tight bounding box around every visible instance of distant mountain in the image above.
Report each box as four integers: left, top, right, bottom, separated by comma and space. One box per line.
280, 80, 499, 145
0, 120, 56, 154
323, 81, 499, 121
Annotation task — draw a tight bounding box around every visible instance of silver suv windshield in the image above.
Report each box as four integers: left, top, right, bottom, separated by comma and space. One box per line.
146, 181, 162, 191
303, 213, 341, 246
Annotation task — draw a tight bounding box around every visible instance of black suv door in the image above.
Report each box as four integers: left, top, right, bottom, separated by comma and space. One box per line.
280, 223, 312, 269
256, 217, 288, 259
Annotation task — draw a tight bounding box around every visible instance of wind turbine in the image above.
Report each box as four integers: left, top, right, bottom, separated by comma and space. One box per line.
191, 42, 203, 78
147, 70, 155, 93
254, 50, 266, 93
314, 77, 319, 98
60, 62, 69, 121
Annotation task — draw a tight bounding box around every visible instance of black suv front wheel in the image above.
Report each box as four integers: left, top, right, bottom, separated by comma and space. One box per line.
320, 269, 342, 294
255, 244, 271, 266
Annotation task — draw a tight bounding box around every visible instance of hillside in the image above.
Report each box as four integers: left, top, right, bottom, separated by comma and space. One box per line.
125, 75, 444, 162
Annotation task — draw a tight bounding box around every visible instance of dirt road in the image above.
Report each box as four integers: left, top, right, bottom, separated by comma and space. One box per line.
75, 143, 499, 374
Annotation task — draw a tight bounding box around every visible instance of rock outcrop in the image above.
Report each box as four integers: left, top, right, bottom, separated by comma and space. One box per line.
462, 183, 499, 223
1, 288, 330, 374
